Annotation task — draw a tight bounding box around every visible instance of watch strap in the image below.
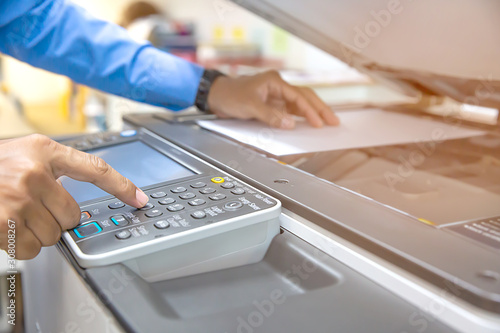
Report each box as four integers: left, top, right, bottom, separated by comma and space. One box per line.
194, 69, 226, 113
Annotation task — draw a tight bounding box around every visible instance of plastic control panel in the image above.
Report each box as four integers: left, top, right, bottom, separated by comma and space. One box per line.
61, 130, 281, 281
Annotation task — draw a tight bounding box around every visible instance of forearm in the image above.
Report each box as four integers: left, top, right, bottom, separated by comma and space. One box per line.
0, 0, 203, 110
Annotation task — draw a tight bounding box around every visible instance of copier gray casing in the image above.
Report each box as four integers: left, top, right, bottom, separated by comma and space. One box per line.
23, 1, 500, 333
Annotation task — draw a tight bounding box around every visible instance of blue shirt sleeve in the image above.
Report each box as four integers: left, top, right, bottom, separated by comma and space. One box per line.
0, 0, 204, 110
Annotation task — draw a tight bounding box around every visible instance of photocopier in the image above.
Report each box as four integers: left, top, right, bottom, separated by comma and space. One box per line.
22, 1, 500, 332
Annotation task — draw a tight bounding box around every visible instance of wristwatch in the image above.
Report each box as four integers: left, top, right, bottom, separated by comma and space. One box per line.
194, 69, 226, 113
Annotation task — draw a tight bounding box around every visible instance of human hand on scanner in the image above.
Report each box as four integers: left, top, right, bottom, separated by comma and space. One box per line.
207, 71, 340, 129
0, 135, 149, 259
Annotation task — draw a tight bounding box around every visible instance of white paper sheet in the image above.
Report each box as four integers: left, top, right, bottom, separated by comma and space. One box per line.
197, 109, 486, 156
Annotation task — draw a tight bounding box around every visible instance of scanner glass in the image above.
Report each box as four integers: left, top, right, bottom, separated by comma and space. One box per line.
281, 134, 500, 226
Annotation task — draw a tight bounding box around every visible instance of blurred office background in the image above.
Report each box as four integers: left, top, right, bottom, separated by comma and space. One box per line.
0, 0, 409, 139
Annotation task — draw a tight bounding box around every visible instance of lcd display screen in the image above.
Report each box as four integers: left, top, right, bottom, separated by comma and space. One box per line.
60, 141, 196, 203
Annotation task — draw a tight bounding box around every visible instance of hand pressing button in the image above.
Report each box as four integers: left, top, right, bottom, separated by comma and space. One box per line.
139, 202, 155, 211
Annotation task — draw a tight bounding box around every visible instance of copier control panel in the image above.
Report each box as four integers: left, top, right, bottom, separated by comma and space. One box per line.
59, 129, 281, 281
72, 175, 275, 253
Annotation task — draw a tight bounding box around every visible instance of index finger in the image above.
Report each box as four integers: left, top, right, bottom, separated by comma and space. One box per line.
50, 145, 149, 208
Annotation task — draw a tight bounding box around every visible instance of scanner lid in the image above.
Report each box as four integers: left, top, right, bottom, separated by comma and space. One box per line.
232, 0, 500, 109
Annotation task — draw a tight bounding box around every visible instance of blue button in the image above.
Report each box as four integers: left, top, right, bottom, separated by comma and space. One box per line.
120, 129, 137, 137
111, 215, 129, 227
74, 222, 102, 238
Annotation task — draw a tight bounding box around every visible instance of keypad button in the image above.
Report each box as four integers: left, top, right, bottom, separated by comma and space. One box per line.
231, 187, 246, 195
211, 177, 225, 184
188, 199, 206, 206
190, 182, 206, 188
199, 187, 216, 194
74, 222, 102, 238
171, 186, 187, 193
167, 204, 185, 212
224, 201, 243, 211
80, 211, 91, 221
158, 198, 176, 205
209, 193, 227, 201
221, 182, 235, 189
115, 230, 131, 240
191, 211, 206, 219
108, 201, 125, 209
150, 191, 167, 199
179, 192, 196, 200
139, 202, 155, 211
154, 220, 170, 229
111, 215, 129, 227
145, 209, 163, 218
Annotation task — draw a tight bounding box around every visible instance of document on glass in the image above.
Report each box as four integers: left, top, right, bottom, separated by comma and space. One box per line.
197, 109, 486, 156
